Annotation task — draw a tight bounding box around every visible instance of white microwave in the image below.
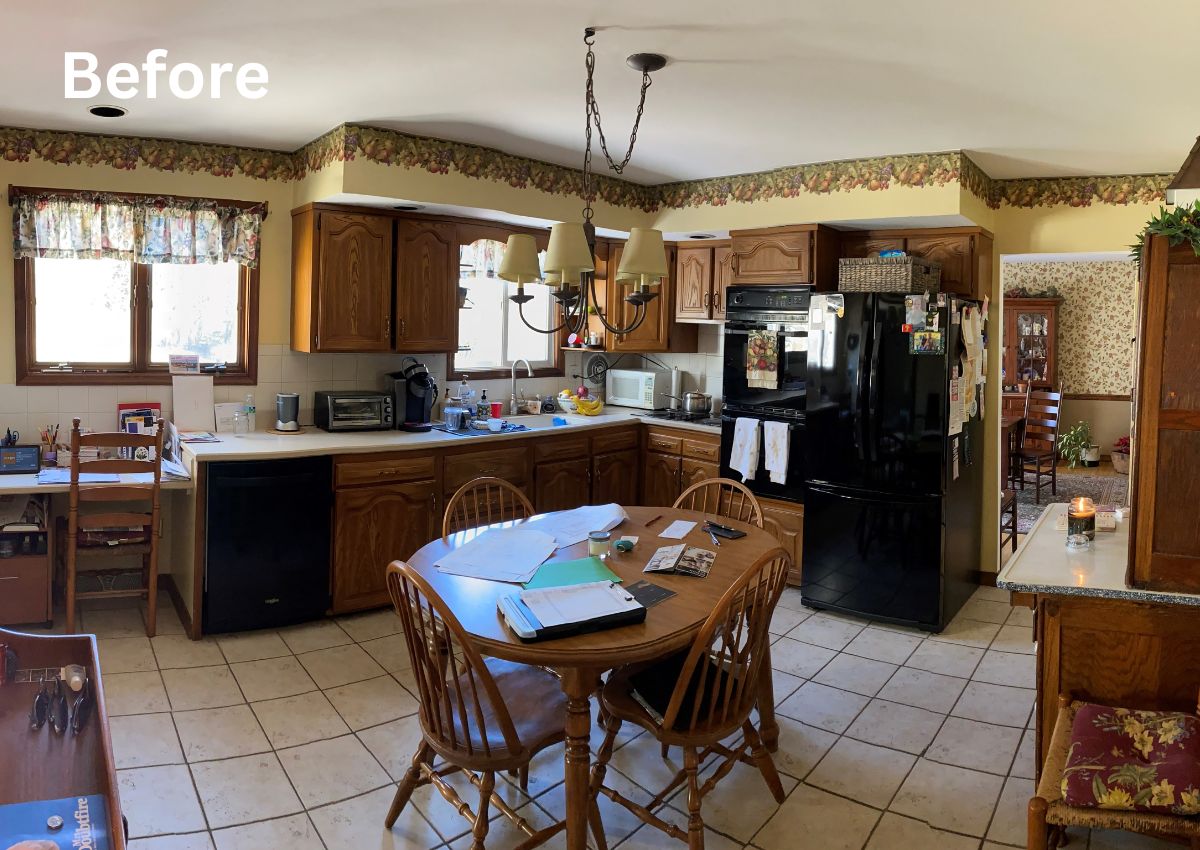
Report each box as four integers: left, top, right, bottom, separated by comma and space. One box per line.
606, 368, 671, 410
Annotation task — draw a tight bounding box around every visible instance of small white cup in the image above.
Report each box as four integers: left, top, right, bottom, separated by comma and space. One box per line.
487, 419, 506, 432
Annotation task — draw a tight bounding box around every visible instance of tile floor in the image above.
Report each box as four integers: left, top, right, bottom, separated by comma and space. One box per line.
47, 587, 1174, 849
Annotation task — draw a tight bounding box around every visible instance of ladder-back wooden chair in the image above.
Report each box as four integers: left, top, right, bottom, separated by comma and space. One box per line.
1000, 488, 1018, 554
672, 478, 764, 529
1004, 384, 1031, 488
60, 417, 164, 636
589, 548, 792, 850
443, 476, 535, 540
384, 561, 572, 850
1017, 384, 1063, 504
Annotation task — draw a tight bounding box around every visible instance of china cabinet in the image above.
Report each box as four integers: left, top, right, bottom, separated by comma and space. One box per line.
1002, 297, 1061, 388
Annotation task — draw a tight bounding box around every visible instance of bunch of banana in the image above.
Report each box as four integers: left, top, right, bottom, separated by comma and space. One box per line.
574, 397, 604, 416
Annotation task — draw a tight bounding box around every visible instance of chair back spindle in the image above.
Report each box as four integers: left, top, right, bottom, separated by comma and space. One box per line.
672, 477, 764, 528
442, 476, 534, 540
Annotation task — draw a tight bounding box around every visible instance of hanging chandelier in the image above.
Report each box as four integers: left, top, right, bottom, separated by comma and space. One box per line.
502, 28, 668, 337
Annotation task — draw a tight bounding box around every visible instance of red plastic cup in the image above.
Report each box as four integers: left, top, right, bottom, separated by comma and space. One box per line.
490, 402, 504, 418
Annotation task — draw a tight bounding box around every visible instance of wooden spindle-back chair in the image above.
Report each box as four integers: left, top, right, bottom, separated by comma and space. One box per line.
443, 476, 535, 540
1017, 384, 1063, 504
672, 477, 764, 529
589, 548, 792, 850
61, 417, 164, 636
384, 562, 571, 849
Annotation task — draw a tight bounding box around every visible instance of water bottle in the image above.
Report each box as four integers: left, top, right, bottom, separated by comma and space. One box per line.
244, 393, 256, 431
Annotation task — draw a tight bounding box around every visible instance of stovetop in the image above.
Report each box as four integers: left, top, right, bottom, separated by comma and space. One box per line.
639, 410, 722, 428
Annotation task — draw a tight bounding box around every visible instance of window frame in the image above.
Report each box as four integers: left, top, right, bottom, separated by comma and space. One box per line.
449, 221, 564, 382
14, 256, 259, 386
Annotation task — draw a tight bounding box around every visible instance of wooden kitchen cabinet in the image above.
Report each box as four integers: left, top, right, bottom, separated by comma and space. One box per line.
728, 225, 839, 289
607, 244, 698, 353
332, 479, 439, 613
395, 219, 457, 352
759, 496, 805, 586
680, 457, 719, 490
838, 226, 994, 300
675, 245, 715, 320
443, 445, 529, 499
640, 427, 721, 506
1003, 297, 1061, 389
535, 458, 590, 513
291, 208, 394, 352
643, 451, 682, 507
592, 448, 639, 505
712, 242, 734, 320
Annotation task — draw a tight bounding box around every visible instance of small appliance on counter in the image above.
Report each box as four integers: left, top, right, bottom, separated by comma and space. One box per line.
605, 367, 671, 409
275, 392, 300, 432
313, 390, 394, 432
385, 358, 438, 432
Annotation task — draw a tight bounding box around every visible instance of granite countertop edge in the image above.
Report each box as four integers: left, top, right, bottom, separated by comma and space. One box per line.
996, 577, 1200, 607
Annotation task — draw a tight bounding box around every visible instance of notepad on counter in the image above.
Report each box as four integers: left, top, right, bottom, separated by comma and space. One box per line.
643, 544, 716, 578
434, 527, 557, 584
524, 556, 621, 590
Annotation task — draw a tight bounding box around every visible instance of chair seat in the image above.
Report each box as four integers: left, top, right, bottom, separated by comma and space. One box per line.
1017, 447, 1056, 461
56, 516, 152, 548
1001, 489, 1016, 508
1037, 699, 1200, 837
600, 651, 751, 746
427, 658, 565, 763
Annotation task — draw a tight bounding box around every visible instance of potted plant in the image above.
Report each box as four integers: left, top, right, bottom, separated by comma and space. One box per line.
1059, 421, 1096, 469
1112, 435, 1131, 474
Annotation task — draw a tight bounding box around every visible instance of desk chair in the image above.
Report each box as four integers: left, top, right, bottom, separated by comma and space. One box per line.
59, 417, 164, 636
589, 548, 791, 850
443, 476, 535, 540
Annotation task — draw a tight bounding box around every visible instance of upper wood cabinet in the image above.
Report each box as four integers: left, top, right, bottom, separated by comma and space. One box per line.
607, 244, 698, 353
675, 245, 714, 320
729, 225, 840, 289
839, 227, 994, 300
395, 219, 457, 352
292, 209, 394, 353
712, 242, 734, 320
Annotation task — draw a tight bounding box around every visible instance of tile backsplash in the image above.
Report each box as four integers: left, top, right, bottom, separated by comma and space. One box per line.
0, 325, 726, 437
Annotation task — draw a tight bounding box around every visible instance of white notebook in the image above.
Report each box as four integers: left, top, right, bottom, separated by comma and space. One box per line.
519, 581, 641, 628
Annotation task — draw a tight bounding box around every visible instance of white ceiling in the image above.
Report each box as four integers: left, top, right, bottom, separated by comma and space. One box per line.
6, 0, 1198, 183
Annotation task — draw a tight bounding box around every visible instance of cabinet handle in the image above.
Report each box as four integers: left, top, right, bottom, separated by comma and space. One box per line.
429, 492, 437, 513
386, 316, 392, 338
398, 318, 406, 339
713, 292, 721, 311
703, 292, 710, 308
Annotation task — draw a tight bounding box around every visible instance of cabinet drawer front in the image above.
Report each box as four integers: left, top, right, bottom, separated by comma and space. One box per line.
645, 430, 683, 455
534, 436, 590, 463
592, 427, 638, 454
731, 232, 812, 283
681, 437, 719, 462
444, 447, 528, 493
0, 555, 49, 624
335, 454, 436, 488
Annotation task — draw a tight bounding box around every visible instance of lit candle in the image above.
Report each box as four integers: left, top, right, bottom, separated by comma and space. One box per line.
1067, 497, 1096, 548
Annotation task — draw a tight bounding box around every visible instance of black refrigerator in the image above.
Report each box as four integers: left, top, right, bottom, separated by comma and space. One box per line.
802, 292, 982, 631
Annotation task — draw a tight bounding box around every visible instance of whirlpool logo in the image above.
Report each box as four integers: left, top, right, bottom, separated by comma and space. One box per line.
64, 49, 268, 100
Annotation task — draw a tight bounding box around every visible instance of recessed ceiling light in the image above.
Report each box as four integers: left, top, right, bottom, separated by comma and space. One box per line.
688, 233, 716, 239
393, 204, 423, 211
88, 105, 127, 118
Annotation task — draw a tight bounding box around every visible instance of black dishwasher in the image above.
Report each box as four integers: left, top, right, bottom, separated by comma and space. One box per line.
203, 457, 332, 634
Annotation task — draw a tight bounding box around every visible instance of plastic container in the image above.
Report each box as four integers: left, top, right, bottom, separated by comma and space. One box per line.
244, 393, 256, 431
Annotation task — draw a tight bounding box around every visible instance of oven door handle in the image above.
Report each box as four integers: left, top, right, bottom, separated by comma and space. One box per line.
724, 328, 808, 337
721, 414, 803, 432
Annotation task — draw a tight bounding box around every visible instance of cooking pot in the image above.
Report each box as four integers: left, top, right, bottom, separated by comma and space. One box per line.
666, 392, 712, 414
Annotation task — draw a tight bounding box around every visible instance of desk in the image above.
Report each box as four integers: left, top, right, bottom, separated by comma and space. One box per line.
0, 473, 192, 495
408, 505, 782, 850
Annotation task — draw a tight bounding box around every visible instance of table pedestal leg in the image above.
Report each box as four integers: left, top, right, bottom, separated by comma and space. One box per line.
758, 644, 780, 752
560, 667, 600, 850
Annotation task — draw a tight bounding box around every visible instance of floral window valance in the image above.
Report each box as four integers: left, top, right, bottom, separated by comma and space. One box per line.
11, 189, 266, 268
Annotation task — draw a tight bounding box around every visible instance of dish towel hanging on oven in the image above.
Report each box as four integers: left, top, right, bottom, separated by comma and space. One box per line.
762, 420, 790, 485
745, 331, 779, 389
729, 417, 760, 482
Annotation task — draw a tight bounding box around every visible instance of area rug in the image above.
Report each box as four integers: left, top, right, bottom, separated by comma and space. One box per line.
1015, 469, 1128, 534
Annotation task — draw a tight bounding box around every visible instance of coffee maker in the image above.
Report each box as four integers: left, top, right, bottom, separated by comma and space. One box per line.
386, 359, 438, 432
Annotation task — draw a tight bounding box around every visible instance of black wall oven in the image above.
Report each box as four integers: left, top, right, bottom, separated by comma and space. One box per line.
719, 286, 810, 503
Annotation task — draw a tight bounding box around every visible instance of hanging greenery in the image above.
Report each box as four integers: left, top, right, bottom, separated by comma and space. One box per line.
1131, 201, 1200, 264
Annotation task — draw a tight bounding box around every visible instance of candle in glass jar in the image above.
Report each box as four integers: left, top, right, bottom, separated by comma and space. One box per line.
1067, 497, 1096, 546
588, 531, 612, 560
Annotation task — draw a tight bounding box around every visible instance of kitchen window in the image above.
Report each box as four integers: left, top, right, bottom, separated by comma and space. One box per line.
11, 187, 263, 385
452, 231, 562, 379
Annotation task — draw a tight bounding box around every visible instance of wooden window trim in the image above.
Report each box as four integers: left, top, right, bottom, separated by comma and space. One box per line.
15, 257, 259, 386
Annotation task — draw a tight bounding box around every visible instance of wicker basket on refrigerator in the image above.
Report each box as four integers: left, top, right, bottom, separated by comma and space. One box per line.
838, 256, 941, 293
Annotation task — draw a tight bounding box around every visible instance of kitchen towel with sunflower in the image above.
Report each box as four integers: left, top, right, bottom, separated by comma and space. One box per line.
746, 331, 779, 389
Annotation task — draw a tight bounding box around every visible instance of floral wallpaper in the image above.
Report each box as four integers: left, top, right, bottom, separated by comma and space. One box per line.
1003, 259, 1137, 396
0, 122, 1172, 212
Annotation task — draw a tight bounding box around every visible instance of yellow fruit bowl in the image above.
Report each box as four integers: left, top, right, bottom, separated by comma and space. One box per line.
557, 397, 579, 413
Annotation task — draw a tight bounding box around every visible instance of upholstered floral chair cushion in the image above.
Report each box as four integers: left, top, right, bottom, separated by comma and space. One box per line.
1062, 702, 1200, 815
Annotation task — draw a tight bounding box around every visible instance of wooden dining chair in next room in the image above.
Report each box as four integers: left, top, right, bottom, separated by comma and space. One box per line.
1016, 384, 1064, 504
589, 547, 792, 850
672, 477, 765, 528
384, 561, 574, 850
443, 476, 535, 540
59, 417, 165, 636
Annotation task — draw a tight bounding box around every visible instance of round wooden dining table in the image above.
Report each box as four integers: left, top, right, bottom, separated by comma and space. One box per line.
406, 504, 784, 850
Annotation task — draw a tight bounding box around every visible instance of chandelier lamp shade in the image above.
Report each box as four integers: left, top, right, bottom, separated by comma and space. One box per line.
503, 29, 669, 337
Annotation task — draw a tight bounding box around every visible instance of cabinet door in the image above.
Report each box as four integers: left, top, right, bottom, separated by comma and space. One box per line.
759, 497, 804, 586
642, 451, 681, 506
712, 243, 734, 320
731, 231, 812, 284
675, 246, 713, 320
534, 458, 590, 513
396, 219, 457, 352
1013, 305, 1056, 387
607, 243, 671, 353
841, 235, 906, 259
333, 480, 438, 613
680, 458, 719, 491
906, 234, 972, 297
315, 212, 394, 352
592, 448, 639, 506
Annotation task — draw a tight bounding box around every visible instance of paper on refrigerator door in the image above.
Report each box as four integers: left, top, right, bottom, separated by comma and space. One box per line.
948, 377, 964, 436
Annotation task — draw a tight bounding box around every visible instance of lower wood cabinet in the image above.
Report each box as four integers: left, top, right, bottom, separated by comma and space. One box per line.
643, 451, 683, 507
332, 478, 439, 613
681, 457, 719, 491
759, 497, 804, 586
592, 448, 639, 505
534, 457, 590, 513
641, 427, 721, 506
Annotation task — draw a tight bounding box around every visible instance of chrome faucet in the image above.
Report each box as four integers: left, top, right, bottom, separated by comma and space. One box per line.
510, 359, 533, 415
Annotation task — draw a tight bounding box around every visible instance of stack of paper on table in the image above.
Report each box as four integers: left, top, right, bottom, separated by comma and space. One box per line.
434, 527, 557, 583
521, 503, 628, 547
519, 581, 642, 628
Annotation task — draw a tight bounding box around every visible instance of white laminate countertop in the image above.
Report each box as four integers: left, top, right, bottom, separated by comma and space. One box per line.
181, 407, 722, 463
997, 502, 1200, 608
0, 473, 193, 495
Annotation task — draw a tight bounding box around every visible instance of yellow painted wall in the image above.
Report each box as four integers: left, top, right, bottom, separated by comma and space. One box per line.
0, 160, 294, 383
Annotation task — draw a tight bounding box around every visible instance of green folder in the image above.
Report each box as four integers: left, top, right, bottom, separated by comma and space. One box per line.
523, 556, 621, 589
